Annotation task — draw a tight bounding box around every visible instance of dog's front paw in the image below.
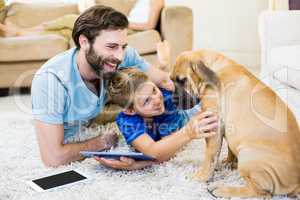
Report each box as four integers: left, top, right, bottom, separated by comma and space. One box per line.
193, 168, 213, 182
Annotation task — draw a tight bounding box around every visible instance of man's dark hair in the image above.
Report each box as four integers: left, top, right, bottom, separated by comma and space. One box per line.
72, 5, 129, 48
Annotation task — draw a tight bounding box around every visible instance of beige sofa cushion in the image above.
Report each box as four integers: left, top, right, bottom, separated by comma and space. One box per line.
95, 0, 136, 15
0, 35, 68, 62
128, 30, 161, 55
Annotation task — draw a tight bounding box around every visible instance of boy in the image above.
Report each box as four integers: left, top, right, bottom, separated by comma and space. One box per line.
107, 68, 218, 162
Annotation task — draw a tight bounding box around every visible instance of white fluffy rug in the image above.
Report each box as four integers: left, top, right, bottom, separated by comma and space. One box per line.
0, 95, 294, 200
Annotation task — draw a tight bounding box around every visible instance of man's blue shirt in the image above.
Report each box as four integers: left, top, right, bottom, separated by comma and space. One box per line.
31, 47, 150, 140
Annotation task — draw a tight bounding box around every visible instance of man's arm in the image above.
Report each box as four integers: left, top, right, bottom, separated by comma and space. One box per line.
34, 120, 106, 167
145, 41, 173, 91
145, 65, 174, 91
120, 46, 174, 91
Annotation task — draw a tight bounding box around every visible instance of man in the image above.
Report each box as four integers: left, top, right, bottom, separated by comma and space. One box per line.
31, 5, 173, 168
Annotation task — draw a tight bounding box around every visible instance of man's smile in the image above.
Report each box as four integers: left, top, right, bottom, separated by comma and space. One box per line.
103, 61, 117, 72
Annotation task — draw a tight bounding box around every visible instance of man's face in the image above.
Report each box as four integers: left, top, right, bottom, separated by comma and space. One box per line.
133, 81, 165, 118
85, 29, 128, 78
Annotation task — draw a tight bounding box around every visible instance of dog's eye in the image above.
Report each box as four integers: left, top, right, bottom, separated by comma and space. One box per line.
176, 76, 187, 85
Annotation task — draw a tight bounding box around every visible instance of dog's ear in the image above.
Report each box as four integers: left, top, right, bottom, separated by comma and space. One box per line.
191, 62, 201, 75
191, 60, 207, 77
191, 60, 221, 91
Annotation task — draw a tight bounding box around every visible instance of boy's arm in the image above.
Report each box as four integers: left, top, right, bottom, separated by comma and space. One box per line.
131, 128, 191, 162
131, 112, 218, 162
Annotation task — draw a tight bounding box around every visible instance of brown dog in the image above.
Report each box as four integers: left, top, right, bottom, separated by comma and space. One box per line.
171, 49, 300, 198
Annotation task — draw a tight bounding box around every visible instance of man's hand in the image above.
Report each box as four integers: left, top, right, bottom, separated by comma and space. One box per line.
157, 40, 171, 69
94, 156, 153, 170
87, 131, 118, 151
184, 111, 219, 139
160, 77, 175, 91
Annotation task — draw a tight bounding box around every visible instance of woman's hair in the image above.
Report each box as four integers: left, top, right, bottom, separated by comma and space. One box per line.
108, 68, 149, 108
72, 5, 128, 48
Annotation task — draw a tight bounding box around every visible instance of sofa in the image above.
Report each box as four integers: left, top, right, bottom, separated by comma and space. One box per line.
258, 1, 300, 122
0, 0, 193, 89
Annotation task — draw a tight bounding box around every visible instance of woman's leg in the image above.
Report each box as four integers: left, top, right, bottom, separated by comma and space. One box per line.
0, 19, 44, 37
0, 14, 78, 37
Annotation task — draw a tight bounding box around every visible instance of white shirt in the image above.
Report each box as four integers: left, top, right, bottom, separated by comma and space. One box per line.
128, 0, 151, 23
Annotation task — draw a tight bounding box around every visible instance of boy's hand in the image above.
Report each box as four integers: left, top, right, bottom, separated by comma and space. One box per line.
94, 157, 153, 170
184, 111, 218, 139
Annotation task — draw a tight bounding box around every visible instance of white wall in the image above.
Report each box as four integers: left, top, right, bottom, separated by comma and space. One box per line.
166, 0, 269, 72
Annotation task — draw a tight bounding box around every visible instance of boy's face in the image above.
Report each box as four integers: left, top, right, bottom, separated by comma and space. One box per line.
132, 81, 165, 118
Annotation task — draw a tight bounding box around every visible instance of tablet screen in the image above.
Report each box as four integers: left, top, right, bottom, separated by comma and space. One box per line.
32, 170, 87, 190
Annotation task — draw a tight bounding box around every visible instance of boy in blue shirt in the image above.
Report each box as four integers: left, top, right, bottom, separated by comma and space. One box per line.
105, 68, 218, 162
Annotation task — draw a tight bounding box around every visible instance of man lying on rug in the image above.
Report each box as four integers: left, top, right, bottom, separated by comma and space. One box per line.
94, 68, 218, 168
31, 5, 174, 168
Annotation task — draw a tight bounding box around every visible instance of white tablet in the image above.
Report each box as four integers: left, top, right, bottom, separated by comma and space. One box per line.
27, 169, 92, 192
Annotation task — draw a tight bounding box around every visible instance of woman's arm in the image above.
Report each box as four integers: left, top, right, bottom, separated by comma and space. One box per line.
129, 0, 164, 30
131, 111, 218, 162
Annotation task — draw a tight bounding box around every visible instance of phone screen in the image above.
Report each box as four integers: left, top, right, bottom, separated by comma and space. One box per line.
32, 170, 87, 190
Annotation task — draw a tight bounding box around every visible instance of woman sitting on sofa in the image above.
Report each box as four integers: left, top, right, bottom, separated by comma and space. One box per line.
0, 0, 164, 39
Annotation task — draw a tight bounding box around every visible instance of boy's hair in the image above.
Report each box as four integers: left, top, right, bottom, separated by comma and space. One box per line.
108, 68, 149, 108
72, 5, 128, 48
